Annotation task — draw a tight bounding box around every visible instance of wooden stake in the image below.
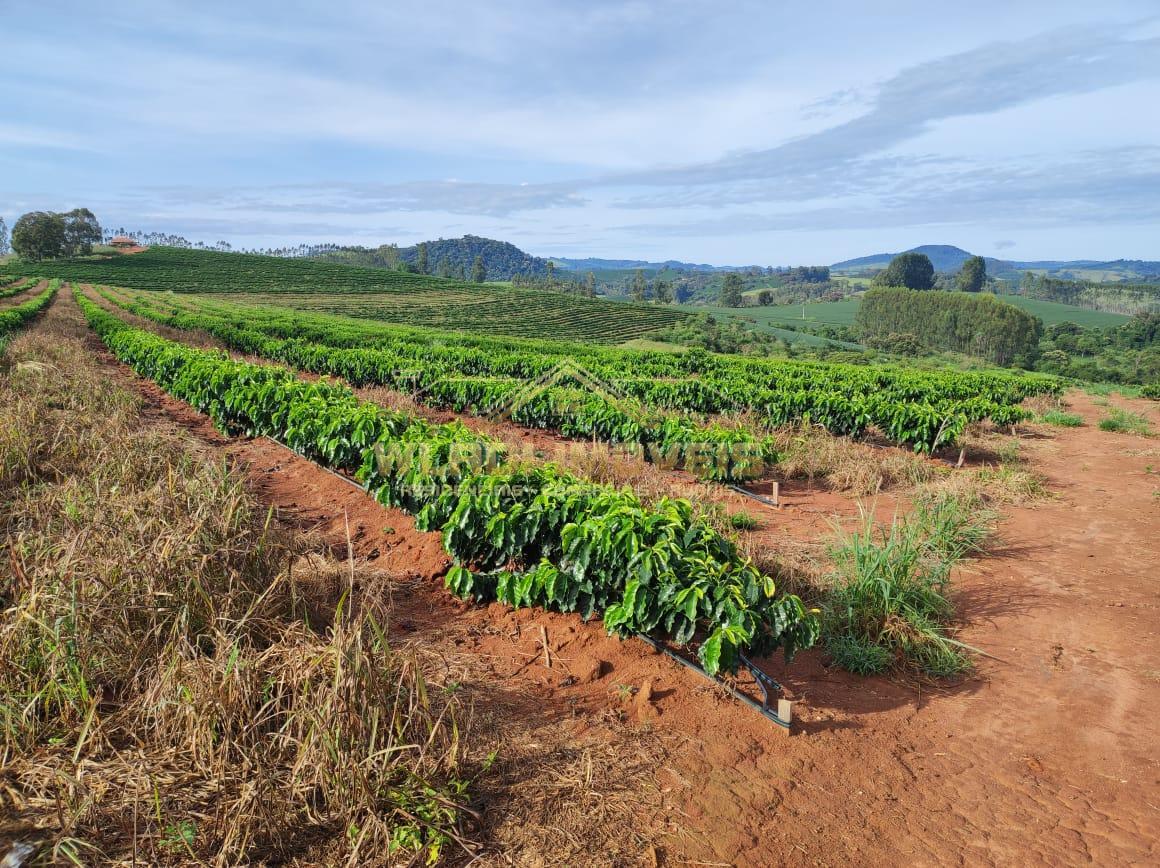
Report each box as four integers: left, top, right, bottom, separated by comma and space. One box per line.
540, 625, 552, 669
771, 481, 780, 507
778, 699, 794, 725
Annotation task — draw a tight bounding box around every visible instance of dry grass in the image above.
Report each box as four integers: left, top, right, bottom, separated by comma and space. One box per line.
945, 427, 1052, 505
744, 536, 828, 604
0, 318, 471, 865
767, 423, 935, 496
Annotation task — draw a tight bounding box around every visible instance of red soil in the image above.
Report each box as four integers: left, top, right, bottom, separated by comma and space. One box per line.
61, 290, 1160, 865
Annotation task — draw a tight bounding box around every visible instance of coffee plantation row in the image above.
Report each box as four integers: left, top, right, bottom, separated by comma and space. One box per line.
0, 280, 59, 338
0, 276, 44, 300
76, 289, 819, 675
95, 284, 1060, 455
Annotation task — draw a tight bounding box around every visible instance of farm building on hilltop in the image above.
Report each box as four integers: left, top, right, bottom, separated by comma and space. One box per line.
109, 236, 138, 249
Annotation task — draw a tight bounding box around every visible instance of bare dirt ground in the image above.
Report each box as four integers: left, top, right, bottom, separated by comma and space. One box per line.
45, 291, 1160, 865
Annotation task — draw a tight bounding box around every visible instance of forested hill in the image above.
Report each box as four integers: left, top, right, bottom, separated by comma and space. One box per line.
398, 235, 550, 280
551, 256, 730, 272
832, 245, 979, 272
308, 235, 552, 280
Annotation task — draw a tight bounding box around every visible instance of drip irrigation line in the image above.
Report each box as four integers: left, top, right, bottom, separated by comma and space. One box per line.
636, 634, 791, 730
727, 484, 780, 508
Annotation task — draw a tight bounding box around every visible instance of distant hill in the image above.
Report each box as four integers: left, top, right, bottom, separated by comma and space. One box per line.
398, 235, 550, 280
832, 245, 1160, 282
550, 257, 736, 273
832, 245, 978, 273
308, 235, 552, 280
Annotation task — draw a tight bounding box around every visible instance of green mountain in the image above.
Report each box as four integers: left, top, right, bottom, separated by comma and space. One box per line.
397, 235, 551, 280
832, 245, 977, 272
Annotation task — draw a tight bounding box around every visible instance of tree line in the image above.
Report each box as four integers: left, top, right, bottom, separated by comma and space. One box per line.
1018, 273, 1160, 315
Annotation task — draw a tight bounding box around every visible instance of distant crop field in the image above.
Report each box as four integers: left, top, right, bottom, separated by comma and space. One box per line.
677, 299, 864, 347
695, 294, 1131, 334
677, 291, 1137, 348
10, 247, 688, 344
997, 295, 1132, 327
208, 288, 685, 342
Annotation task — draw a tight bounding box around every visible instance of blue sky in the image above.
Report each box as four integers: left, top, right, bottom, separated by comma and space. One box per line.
2, 0, 1159, 264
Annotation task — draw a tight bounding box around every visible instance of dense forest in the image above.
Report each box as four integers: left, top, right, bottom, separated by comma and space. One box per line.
304, 236, 551, 280
856, 287, 1042, 365
1034, 314, 1160, 384
396, 236, 550, 280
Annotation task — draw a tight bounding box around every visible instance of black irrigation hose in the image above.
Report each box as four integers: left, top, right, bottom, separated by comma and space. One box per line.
636, 634, 791, 730
727, 484, 780, 508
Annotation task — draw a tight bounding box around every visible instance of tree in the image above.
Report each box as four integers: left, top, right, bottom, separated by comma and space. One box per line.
416, 242, 429, 275
376, 243, 401, 269
471, 255, 486, 283
720, 272, 744, 307
631, 269, 647, 302
956, 255, 986, 292
584, 271, 596, 298
0, 217, 8, 256
757, 289, 774, 305
873, 252, 935, 290
11, 211, 66, 262
62, 207, 102, 256
546, 260, 556, 284
653, 279, 673, 304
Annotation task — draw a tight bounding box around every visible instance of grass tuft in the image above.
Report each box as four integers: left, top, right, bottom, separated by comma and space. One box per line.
729, 510, 759, 530
1098, 408, 1155, 436
821, 493, 993, 677
1040, 409, 1083, 427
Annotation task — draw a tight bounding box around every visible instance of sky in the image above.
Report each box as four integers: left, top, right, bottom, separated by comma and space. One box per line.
2, 0, 1159, 265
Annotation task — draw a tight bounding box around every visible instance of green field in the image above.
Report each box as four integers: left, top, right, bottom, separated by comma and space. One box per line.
9, 247, 688, 343
995, 295, 1131, 328
687, 293, 1131, 339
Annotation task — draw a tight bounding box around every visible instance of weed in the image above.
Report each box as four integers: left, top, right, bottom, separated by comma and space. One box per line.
729, 510, 759, 530
821, 494, 991, 677
1040, 410, 1083, 427
0, 318, 473, 865
1099, 408, 1155, 436
995, 438, 1022, 465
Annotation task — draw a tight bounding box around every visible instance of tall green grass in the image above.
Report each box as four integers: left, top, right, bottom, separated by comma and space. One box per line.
823, 494, 993, 677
